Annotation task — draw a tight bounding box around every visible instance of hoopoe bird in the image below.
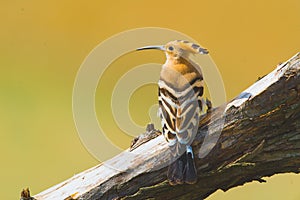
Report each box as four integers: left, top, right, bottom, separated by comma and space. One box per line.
137, 40, 208, 185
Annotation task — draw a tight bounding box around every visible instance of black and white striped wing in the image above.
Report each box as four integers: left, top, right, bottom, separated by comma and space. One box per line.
158, 77, 203, 155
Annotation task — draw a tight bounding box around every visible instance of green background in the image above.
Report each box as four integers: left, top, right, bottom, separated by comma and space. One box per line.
1, 1, 299, 199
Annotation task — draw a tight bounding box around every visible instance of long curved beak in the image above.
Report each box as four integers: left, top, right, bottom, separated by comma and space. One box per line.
136, 45, 165, 51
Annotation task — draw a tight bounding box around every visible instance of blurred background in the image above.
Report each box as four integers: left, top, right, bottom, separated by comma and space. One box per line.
1, 0, 299, 199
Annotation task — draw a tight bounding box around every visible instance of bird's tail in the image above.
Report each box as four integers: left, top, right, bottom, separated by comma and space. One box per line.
167, 145, 197, 185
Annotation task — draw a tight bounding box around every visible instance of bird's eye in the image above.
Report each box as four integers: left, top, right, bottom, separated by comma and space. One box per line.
168, 46, 174, 51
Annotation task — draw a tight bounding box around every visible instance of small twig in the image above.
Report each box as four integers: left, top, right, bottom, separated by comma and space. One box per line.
20, 188, 36, 200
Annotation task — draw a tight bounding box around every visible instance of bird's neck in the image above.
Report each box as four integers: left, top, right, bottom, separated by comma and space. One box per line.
163, 55, 201, 76
165, 55, 189, 65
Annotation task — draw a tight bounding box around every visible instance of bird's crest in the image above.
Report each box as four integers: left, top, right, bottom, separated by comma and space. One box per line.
165, 40, 208, 56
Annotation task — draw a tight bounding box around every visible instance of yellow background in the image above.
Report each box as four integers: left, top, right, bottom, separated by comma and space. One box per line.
1, 0, 299, 199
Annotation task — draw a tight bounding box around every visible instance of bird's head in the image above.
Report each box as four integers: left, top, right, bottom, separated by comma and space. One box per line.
137, 40, 208, 59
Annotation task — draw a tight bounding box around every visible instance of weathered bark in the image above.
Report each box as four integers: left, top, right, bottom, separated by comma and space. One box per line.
33, 53, 300, 200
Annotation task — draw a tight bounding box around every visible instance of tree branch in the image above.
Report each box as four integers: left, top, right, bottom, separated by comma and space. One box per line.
32, 53, 300, 200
